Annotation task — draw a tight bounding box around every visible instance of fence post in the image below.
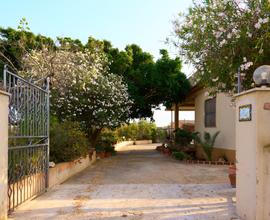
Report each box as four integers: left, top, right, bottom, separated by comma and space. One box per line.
0, 90, 10, 220
235, 88, 270, 220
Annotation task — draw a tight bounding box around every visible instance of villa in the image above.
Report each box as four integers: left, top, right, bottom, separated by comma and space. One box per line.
171, 84, 236, 162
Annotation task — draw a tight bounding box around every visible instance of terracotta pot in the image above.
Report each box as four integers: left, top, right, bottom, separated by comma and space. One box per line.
97, 151, 106, 159
163, 148, 171, 156
228, 165, 236, 188
105, 152, 112, 157
156, 146, 164, 152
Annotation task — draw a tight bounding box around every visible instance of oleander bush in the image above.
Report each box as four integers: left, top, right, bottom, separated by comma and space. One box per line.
50, 118, 90, 163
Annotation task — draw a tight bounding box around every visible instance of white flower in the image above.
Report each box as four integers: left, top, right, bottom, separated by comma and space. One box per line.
212, 77, 219, 82
219, 39, 226, 47
255, 22, 261, 29
247, 32, 252, 38
262, 17, 269, 24
218, 12, 225, 17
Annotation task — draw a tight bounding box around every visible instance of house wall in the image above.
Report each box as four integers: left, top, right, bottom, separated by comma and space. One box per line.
194, 89, 236, 162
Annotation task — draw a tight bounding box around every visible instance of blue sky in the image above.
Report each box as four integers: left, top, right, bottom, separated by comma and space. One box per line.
1, 0, 195, 126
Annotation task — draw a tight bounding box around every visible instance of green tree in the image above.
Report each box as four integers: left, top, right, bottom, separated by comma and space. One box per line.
154, 49, 191, 108
1, 22, 190, 122
108, 46, 190, 119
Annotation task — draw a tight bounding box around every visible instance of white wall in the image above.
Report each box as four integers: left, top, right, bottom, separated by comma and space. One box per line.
195, 89, 236, 150
235, 88, 270, 220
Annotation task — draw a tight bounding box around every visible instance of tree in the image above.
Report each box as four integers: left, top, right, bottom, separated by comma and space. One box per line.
172, 0, 270, 94
1, 23, 190, 122
21, 48, 132, 147
154, 49, 190, 108
108, 45, 190, 119
0, 19, 54, 71
154, 49, 191, 129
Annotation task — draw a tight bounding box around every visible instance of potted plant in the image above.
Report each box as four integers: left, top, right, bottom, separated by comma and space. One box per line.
104, 146, 116, 157
162, 146, 171, 156
95, 146, 106, 159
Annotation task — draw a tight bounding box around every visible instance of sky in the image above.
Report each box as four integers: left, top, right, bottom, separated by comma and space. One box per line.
0, 0, 195, 126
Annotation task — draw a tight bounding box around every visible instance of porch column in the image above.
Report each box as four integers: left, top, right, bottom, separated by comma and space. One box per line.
174, 103, 179, 130
0, 91, 9, 220
235, 88, 270, 220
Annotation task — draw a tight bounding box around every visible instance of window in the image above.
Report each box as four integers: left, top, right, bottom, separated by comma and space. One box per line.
205, 97, 216, 127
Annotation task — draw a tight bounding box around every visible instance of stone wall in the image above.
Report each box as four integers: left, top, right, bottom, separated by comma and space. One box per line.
49, 152, 96, 188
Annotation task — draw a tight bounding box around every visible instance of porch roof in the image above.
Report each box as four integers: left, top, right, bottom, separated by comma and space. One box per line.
166, 85, 203, 111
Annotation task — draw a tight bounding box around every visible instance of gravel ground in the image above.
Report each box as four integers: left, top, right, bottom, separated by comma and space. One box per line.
9, 143, 237, 220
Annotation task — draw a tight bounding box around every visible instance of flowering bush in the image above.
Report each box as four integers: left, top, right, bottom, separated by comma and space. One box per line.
21, 47, 132, 147
173, 0, 270, 93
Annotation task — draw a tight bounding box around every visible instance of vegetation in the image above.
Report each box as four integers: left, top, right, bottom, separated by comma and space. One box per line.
98, 129, 118, 146
173, 0, 270, 94
194, 131, 220, 161
172, 151, 192, 161
116, 120, 160, 142
0, 24, 190, 120
20, 43, 132, 148
174, 128, 197, 147
50, 119, 90, 163
0, 20, 191, 159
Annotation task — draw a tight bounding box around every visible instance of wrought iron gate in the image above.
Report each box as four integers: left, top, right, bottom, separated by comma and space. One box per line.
2, 65, 50, 212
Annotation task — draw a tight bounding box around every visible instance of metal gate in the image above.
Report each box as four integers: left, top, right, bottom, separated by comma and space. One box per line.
2, 65, 50, 212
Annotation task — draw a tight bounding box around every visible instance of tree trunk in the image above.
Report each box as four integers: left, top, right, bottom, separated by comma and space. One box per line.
174, 103, 179, 130
88, 128, 102, 149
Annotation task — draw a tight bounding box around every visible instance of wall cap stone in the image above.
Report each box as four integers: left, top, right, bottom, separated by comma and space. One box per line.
0, 90, 10, 97
234, 87, 270, 98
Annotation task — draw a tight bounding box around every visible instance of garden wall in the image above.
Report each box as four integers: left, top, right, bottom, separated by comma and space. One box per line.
48, 152, 96, 188
114, 140, 153, 151
135, 140, 152, 145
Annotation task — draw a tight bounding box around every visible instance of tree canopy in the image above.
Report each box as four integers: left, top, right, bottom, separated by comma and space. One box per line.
0, 25, 190, 120
172, 0, 270, 94
21, 47, 132, 147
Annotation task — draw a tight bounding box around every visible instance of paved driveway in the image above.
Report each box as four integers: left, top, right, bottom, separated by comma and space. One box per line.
9, 144, 237, 220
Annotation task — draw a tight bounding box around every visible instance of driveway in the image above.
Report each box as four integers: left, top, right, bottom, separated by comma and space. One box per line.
9, 143, 237, 220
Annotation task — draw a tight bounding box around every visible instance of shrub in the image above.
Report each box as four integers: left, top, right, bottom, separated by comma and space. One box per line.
174, 128, 196, 147
50, 119, 90, 163
97, 129, 117, 148
172, 151, 191, 161
104, 146, 116, 155
155, 128, 167, 143
116, 120, 158, 141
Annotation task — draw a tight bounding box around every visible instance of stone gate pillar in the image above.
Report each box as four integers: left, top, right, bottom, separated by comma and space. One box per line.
0, 91, 9, 220
235, 88, 270, 220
